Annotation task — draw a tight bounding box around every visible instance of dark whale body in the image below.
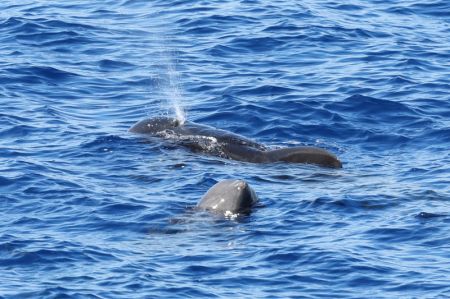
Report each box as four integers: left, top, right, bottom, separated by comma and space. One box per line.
129, 117, 342, 168
197, 179, 258, 215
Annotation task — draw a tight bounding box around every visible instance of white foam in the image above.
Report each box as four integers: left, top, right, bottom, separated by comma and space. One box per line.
224, 211, 239, 220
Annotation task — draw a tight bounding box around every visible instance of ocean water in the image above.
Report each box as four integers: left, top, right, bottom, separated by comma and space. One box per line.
1, 0, 449, 298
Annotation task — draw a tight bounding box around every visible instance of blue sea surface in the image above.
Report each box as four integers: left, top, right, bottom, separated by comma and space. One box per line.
1, 0, 450, 298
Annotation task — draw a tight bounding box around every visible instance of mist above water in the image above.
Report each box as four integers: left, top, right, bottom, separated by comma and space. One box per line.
166, 60, 186, 125
153, 43, 187, 125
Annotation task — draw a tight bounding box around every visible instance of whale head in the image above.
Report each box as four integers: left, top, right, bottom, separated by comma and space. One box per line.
129, 116, 181, 134
197, 179, 258, 215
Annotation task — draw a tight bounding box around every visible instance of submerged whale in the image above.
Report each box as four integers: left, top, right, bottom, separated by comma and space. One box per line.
197, 179, 258, 215
129, 116, 342, 168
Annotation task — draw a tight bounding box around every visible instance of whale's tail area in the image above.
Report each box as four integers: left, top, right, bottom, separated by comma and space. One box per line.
265, 147, 342, 168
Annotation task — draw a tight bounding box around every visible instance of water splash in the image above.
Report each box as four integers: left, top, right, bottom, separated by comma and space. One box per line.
165, 57, 186, 124
154, 42, 187, 125
147, 8, 187, 124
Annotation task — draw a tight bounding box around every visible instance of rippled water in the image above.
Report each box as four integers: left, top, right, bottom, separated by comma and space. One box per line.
1, 0, 449, 298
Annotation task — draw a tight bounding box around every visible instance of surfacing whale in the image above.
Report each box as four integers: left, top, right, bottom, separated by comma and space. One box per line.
129, 116, 342, 168
197, 179, 258, 215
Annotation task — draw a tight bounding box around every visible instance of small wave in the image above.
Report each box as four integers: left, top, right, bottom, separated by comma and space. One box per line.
0, 247, 92, 267
98, 59, 136, 71
98, 203, 149, 215
263, 21, 303, 33
0, 124, 40, 138
423, 128, 450, 143
365, 227, 416, 242
309, 195, 394, 213
0, 176, 14, 187
416, 212, 447, 219
327, 95, 418, 117
208, 44, 247, 56
327, 4, 365, 11
4, 65, 81, 83
80, 135, 130, 150
395, 58, 437, 71
408, 1, 450, 17
236, 85, 295, 96
229, 36, 285, 53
